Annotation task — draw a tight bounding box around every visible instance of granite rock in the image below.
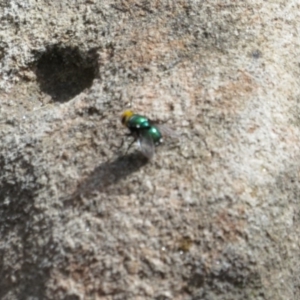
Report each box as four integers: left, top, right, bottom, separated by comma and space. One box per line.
0, 1, 299, 299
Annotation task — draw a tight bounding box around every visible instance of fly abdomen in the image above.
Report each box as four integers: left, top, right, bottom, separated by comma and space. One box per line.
147, 125, 163, 146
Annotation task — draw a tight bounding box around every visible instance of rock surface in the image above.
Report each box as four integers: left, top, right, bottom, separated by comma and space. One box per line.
0, 1, 299, 299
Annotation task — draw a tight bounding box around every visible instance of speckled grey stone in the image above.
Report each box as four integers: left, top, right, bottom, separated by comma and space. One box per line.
0, 1, 299, 299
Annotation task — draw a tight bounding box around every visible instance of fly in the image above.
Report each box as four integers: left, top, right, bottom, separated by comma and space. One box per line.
121, 110, 172, 159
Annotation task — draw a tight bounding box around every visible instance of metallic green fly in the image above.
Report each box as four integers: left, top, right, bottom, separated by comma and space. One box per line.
121, 110, 173, 159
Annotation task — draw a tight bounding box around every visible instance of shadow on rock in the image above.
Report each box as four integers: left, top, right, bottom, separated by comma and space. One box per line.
0, 158, 54, 299
63, 151, 148, 207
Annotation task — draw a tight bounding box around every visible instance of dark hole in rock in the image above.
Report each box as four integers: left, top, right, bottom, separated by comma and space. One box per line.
33, 45, 99, 102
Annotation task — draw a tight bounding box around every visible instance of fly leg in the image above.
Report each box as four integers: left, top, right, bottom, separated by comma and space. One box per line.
125, 136, 137, 155
113, 133, 133, 150
117, 130, 138, 156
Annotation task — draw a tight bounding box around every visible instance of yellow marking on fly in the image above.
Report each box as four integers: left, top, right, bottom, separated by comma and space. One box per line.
121, 110, 134, 126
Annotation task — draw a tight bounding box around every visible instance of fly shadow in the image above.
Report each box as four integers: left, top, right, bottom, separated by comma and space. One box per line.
62, 151, 148, 207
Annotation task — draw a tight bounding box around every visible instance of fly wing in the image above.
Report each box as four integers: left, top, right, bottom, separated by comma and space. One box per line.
138, 130, 155, 160
153, 123, 179, 139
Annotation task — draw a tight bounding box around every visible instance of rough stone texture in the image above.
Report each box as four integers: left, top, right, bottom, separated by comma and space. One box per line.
0, 1, 299, 299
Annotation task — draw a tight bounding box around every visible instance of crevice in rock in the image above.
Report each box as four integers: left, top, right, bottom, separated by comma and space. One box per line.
33, 44, 99, 102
